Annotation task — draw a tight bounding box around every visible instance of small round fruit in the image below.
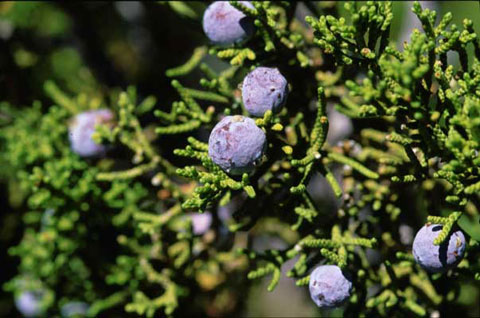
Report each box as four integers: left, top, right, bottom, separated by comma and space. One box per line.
15, 291, 45, 317
61, 301, 89, 318
202, 1, 255, 45
208, 115, 266, 175
242, 67, 289, 117
68, 109, 114, 157
309, 265, 352, 308
189, 212, 213, 235
412, 223, 466, 273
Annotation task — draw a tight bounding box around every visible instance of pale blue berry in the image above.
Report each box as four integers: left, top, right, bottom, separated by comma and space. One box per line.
412, 223, 466, 273
208, 115, 266, 175
309, 265, 352, 308
61, 301, 89, 318
202, 1, 255, 45
242, 67, 289, 117
68, 109, 114, 157
189, 212, 213, 235
15, 291, 45, 317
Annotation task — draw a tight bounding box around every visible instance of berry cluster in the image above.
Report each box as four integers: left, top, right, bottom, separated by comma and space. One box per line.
4, 1, 480, 317
202, 1, 470, 310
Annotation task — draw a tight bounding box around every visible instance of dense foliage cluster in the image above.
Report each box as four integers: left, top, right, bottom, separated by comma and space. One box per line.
2, 1, 480, 317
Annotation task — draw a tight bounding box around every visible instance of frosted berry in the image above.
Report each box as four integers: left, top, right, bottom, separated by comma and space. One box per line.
309, 265, 352, 308
412, 223, 466, 273
189, 212, 213, 235
68, 109, 114, 157
242, 67, 289, 117
202, 1, 255, 45
60, 301, 89, 318
208, 115, 266, 175
15, 291, 45, 317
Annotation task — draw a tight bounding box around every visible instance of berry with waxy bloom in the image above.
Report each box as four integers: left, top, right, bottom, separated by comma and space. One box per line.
208, 115, 266, 175
242, 67, 289, 117
61, 301, 89, 318
309, 265, 352, 308
68, 109, 114, 157
189, 212, 213, 235
202, 1, 255, 45
412, 223, 466, 273
15, 291, 46, 317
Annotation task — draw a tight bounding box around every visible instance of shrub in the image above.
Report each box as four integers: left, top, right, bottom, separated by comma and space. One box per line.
2, 1, 480, 317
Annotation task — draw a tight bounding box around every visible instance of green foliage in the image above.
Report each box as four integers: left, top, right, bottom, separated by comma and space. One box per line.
3, 1, 480, 317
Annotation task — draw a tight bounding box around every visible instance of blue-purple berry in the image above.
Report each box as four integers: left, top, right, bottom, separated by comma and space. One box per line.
309, 265, 352, 308
68, 109, 114, 158
61, 301, 89, 318
15, 291, 45, 317
242, 67, 289, 117
208, 115, 266, 175
412, 224, 466, 273
189, 212, 213, 235
202, 1, 255, 45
